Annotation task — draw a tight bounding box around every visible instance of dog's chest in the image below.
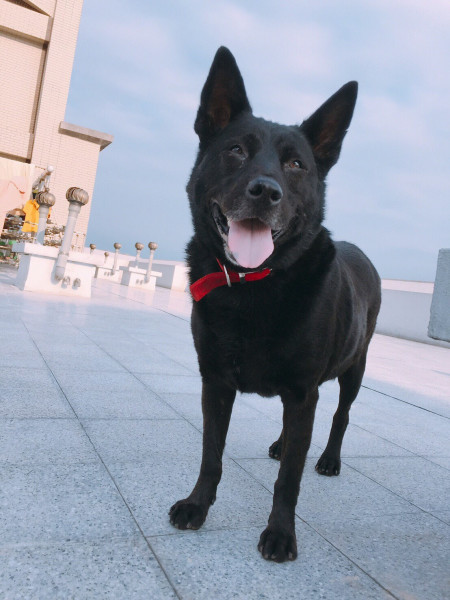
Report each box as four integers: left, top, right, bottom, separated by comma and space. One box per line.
233, 337, 280, 395
202, 289, 303, 395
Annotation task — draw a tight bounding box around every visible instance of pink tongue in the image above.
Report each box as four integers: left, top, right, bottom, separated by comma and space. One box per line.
228, 219, 274, 268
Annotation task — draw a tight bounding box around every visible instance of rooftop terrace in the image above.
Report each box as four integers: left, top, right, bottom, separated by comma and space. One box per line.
0, 264, 449, 599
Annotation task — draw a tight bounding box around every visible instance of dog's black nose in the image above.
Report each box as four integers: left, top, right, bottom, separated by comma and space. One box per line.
246, 177, 283, 205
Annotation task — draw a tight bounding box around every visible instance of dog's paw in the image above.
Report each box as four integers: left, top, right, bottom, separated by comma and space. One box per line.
268, 438, 282, 460
258, 527, 297, 562
315, 454, 341, 476
169, 500, 207, 530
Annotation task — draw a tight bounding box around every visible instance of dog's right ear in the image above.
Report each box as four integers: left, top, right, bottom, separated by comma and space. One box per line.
194, 47, 252, 141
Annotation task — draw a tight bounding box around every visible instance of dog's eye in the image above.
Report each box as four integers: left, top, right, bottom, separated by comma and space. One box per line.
229, 144, 244, 155
286, 159, 305, 170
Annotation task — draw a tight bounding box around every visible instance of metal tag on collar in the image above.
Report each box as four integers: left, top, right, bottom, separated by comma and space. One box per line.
238, 272, 246, 284
223, 264, 232, 287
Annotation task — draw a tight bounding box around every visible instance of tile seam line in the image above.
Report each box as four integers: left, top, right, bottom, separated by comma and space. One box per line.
226, 455, 400, 599
349, 422, 420, 456
231, 380, 449, 430
349, 421, 448, 466
428, 513, 450, 526
360, 384, 450, 419
237, 397, 284, 423
180, 395, 439, 469
65, 321, 194, 366
128, 385, 435, 484
343, 452, 450, 471
72, 325, 202, 425
0, 534, 146, 551
97, 284, 190, 323
340, 460, 448, 520
19, 318, 183, 600
299, 519, 400, 600
127, 344, 199, 376
142, 510, 416, 538
145, 525, 263, 540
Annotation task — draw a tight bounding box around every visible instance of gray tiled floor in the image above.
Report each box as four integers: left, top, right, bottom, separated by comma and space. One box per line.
1, 265, 449, 599
1, 462, 140, 544
0, 538, 177, 600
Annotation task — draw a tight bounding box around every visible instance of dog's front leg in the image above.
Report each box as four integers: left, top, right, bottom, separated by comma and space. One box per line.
258, 388, 318, 562
169, 381, 236, 530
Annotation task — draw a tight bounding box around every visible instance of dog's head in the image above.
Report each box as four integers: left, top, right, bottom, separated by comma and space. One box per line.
187, 47, 357, 270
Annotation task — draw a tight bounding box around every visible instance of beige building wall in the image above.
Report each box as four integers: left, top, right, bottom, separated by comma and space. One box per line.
0, 0, 112, 246
0, 29, 46, 159
52, 127, 103, 236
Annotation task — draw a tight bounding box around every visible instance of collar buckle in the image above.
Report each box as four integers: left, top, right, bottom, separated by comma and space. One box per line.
223, 264, 232, 287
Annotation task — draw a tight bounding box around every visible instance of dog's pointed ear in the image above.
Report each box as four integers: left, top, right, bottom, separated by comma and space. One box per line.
194, 47, 252, 141
300, 81, 358, 176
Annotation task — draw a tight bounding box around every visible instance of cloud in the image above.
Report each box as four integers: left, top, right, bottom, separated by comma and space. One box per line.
356, 94, 434, 150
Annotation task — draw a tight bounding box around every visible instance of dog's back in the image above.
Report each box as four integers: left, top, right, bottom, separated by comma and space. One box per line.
335, 241, 381, 335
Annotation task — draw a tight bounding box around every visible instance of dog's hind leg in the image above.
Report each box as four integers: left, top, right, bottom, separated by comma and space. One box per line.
269, 429, 283, 460
315, 350, 367, 476
169, 381, 236, 530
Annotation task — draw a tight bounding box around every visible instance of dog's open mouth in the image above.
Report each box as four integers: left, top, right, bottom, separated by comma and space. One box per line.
213, 202, 281, 269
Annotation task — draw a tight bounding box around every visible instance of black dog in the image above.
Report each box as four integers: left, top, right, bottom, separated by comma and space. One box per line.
169, 47, 381, 562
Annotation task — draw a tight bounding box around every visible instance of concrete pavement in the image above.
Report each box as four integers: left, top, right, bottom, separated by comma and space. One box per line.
0, 264, 449, 599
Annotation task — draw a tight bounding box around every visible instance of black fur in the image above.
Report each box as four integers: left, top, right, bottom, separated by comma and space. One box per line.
169, 47, 381, 563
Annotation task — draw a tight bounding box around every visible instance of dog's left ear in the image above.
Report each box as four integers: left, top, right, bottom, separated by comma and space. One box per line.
300, 81, 358, 176
194, 46, 252, 141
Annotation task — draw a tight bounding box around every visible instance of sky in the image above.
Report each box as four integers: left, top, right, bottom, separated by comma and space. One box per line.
65, 0, 450, 281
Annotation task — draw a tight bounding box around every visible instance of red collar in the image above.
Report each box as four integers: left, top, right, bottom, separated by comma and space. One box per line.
190, 259, 271, 301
